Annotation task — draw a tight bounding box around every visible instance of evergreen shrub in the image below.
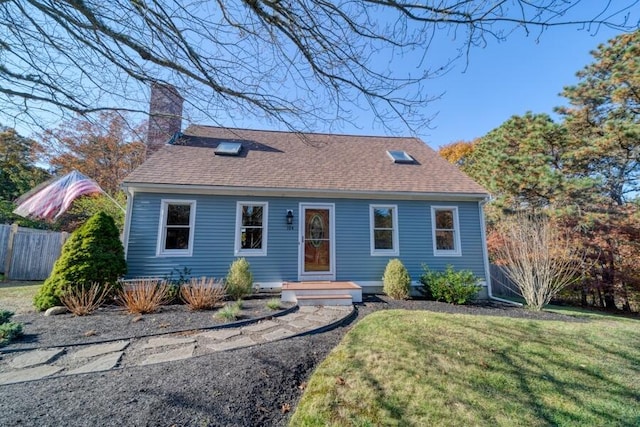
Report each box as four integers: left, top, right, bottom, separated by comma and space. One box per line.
225, 258, 253, 300
34, 211, 127, 311
420, 265, 481, 304
0, 310, 23, 346
382, 258, 411, 300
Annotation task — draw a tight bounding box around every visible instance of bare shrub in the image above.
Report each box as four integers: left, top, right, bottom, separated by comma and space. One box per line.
117, 279, 170, 314
180, 277, 226, 310
492, 214, 585, 310
60, 282, 111, 316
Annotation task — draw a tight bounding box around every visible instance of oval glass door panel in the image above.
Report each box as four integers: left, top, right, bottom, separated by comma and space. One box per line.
304, 208, 330, 272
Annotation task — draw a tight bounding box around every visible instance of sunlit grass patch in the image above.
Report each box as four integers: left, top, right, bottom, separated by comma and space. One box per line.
0, 283, 42, 314
291, 309, 640, 426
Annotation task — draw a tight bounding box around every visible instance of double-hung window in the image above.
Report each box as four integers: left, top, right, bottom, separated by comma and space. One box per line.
370, 205, 399, 256
235, 202, 268, 256
157, 200, 196, 256
431, 206, 461, 256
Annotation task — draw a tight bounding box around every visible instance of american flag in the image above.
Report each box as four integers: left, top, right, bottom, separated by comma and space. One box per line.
13, 170, 104, 220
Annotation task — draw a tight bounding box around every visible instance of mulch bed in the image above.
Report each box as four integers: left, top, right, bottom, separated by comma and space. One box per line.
6, 295, 294, 350
0, 296, 585, 426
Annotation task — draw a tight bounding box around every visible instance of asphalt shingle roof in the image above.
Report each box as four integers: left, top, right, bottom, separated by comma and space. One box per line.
123, 125, 488, 197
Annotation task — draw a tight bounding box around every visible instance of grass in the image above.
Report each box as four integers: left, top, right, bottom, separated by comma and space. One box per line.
266, 298, 281, 310
0, 282, 42, 314
216, 302, 241, 321
291, 308, 640, 426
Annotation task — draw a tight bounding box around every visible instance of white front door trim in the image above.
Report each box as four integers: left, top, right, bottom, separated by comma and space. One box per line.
298, 203, 336, 281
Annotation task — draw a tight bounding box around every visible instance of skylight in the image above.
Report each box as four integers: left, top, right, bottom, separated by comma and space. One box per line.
387, 150, 414, 164
215, 141, 242, 156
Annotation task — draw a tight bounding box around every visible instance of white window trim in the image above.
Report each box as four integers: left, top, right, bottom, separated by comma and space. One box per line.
370, 204, 399, 256
156, 199, 197, 257
235, 201, 268, 256
431, 206, 462, 257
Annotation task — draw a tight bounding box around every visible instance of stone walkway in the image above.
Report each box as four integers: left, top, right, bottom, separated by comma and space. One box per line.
0, 305, 353, 386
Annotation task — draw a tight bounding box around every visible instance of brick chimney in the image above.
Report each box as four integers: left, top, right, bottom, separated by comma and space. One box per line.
147, 82, 183, 157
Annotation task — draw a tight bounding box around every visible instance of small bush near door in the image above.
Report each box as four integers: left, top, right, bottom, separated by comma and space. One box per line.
382, 259, 411, 300
420, 265, 481, 304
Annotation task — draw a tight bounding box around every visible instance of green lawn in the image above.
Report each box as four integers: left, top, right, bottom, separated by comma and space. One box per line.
291, 309, 640, 426
0, 281, 41, 314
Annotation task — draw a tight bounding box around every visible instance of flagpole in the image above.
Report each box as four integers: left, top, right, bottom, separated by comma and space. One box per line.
101, 190, 126, 213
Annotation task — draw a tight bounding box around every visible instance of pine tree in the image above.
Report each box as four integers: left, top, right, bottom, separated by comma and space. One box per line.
558, 30, 640, 206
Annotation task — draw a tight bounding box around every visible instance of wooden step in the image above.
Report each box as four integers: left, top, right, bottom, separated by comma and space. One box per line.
296, 294, 353, 306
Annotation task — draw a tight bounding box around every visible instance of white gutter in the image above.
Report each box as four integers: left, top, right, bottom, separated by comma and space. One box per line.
122, 182, 489, 202
478, 198, 523, 307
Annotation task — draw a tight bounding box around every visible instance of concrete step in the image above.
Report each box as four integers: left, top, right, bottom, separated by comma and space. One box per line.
295, 294, 353, 306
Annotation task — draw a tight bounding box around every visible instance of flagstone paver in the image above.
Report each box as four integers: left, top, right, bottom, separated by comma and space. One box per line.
195, 328, 241, 341
71, 341, 130, 359
143, 336, 196, 349
67, 351, 124, 375
305, 314, 340, 323
262, 328, 297, 342
140, 344, 196, 365
8, 349, 64, 369
241, 320, 278, 332
0, 365, 64, 385
287, 319, 315, 329
207, 336, 257, 352
277, 312, 305, 320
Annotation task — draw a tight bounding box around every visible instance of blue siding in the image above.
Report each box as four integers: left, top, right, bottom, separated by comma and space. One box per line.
126, 193, 488, 285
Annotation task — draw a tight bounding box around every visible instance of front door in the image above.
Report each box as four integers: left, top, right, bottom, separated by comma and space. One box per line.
299, 203, 335, 280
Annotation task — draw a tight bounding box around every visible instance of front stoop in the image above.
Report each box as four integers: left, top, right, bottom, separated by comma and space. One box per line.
281, 281, 362, 306
296, 294, 353, 306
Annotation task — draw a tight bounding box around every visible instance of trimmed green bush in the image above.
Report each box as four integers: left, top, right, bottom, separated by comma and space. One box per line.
34, 211, 127, 311
420, 265, 481, 304
382, 258, 411, 300
225, 258, 253, 300
0, 310, 23, 346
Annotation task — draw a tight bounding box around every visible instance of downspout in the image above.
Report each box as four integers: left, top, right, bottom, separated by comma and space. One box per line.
479, 198, 523, 307
121, 185, 134, 260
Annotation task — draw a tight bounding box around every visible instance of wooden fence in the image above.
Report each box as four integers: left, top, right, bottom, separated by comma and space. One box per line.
1, 224, 68, 281
489, 264, 522, 299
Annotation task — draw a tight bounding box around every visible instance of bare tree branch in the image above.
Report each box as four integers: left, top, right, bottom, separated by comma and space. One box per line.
0, 0, 638, 132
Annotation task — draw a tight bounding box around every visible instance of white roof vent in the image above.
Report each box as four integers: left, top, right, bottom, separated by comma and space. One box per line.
387, 150, 414, 164
215, 141, 242, 156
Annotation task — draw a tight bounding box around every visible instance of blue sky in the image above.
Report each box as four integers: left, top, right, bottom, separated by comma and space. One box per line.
201, 24, 629, 150
413, 26, 624, 148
